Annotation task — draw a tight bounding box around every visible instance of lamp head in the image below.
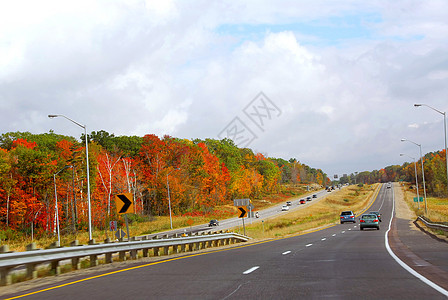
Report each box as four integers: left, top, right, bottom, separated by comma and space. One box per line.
48, 115, 58, 118
400, 154, 404, 156
401, 139, 406, 142
414, 104, 422, 107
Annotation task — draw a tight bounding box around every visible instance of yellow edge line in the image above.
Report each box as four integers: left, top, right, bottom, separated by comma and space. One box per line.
7, 184, 383, 300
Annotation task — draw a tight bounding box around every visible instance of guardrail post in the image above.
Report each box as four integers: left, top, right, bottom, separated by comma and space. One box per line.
49, 241, 60, 248
51, 261, 61, 275
0, 267, 12, 286
142, 248, 149, 257
0, 245, 10, 253
119, 251, 127, 261
90, 255, 98, 267
153, 247, 160, 256
26, 243, 37, 251
180, 244, 186, 252
71, 240, 80, 246
26, 263, 38, 279
72, 257, 81, 269
163, 246, 169, 255
173, 244, 179, 253
188, 243, 194, 252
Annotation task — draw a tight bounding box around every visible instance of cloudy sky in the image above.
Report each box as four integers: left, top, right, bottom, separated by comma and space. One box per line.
1, 0, 448, 177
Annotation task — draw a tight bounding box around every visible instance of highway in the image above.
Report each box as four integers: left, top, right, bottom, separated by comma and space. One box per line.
4, 184, 448, 299
144, 188, 331, 238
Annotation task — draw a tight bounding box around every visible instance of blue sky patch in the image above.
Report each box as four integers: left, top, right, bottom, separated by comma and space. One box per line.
216, 13, 383, 46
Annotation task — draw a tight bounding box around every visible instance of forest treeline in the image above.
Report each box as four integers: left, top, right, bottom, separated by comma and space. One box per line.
338, 150, 447, 197
0, 131, 330, 236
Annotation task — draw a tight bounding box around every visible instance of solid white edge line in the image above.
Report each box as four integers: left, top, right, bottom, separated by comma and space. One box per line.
321, 238, 326, 241
385, 184, 448, 296
243, 266, 260, 275
282, 251, 291, 255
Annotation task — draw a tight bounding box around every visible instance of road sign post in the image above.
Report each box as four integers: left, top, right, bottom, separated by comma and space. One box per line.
237, 206, 247, 236
109, 221, 117, 232
115, 193, 134, 241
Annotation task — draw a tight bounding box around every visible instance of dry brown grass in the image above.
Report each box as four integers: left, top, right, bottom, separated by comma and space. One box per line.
401, 183, 448, 223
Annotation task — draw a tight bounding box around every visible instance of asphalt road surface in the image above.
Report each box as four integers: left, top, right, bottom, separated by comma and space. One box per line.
5, 184, 448, 299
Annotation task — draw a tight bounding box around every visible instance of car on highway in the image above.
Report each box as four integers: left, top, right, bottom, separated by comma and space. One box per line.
286, 201, 292, 206
340, 211, 356, 224
369, 211, 382, 222
281, 205, 290, 211
306, 196, 312, 201
299, 199, 306, 204
312, 194, 317, 198
360, 214, 380, 230
208, 219, 219, 227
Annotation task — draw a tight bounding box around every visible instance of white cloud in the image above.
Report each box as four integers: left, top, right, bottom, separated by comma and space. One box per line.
1, 0, 448, 176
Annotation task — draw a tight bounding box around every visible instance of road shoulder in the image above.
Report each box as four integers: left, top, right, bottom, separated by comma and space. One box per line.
389, 183, 448, 291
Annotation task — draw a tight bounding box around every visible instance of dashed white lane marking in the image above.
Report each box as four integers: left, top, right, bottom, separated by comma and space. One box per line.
332, 234, 336, 237
306, 244, 313, 247
348, 229, 352, 231
243, 266, 260, 275
282, 251, 291, 255
342, 231, 345, 233
321, 238, 326, 241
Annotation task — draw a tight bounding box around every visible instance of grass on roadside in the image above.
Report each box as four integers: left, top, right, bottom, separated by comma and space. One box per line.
401, 183, 448, 223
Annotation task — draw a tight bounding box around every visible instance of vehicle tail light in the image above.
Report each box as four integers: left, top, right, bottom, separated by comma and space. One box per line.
340, 216, 343, 219
350, 216, 354, 218
360, 220, 365, 223
374, 219, 378, 222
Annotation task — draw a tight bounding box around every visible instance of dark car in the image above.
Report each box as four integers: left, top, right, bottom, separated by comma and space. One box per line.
369, 211, 382, 222
312, 194, 317, 198
340, 211, 356, 224
306, 196, 312, 201
208, 219, 219, 227
360, 214, 380, 230
300, 199, 306, 204
286, 201, 292, 206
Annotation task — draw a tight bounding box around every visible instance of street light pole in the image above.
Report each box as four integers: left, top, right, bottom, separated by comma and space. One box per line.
400, 154, 420, 209
414, 104, 448, 194
49, 114, 93, 241
401, 139, 428, 215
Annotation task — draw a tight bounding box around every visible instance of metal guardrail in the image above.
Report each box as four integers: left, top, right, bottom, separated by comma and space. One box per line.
0, 232, 249, 286
417, 216, 448, 232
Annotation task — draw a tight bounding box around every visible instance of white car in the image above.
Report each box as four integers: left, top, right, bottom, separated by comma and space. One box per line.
281, 205, 289, 211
